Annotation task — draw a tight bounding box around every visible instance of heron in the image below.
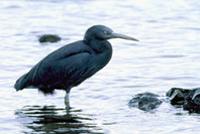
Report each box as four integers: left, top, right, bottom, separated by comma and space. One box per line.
14, 25, 138, 109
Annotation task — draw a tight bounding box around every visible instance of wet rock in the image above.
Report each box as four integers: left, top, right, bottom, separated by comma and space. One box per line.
166, 87, 191, 105
166, 87, 200, 113
128, 92, 162, 111
39, 34, 61, 43
183, 88, 200, 113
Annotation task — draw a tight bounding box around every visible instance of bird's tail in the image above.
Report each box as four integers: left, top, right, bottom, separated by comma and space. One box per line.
14, 73, 30, 91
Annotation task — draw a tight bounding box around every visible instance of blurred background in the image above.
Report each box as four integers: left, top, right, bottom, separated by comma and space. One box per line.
0, 0, 199, 134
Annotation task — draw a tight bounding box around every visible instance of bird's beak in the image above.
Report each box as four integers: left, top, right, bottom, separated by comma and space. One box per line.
110, 32, 139, 41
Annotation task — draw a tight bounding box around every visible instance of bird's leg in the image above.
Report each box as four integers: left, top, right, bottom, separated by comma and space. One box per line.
65, 91, 70, 111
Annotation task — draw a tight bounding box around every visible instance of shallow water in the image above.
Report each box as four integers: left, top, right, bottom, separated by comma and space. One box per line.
0, 0, 200, 134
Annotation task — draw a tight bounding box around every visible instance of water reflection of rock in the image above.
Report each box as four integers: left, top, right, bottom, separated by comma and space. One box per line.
15, 105, 104, 134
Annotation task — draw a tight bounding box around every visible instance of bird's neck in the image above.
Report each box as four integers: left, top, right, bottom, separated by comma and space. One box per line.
86, 39, 112, 54
85, 39, 112, 69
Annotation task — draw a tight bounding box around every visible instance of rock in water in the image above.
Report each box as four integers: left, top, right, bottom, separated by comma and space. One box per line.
167, 87, 200, 113
39, 34, 61, 43
128, 92, 162, 111
166, 87, 191, 105
183, 88, 200, 113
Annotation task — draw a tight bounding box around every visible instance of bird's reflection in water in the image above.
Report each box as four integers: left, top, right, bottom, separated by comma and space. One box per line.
15, 105, 104, 134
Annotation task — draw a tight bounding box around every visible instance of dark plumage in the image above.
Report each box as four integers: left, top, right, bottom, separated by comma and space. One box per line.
14, 25, 138, 107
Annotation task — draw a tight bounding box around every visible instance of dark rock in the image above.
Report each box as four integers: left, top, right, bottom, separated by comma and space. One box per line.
166, 87, 191, 105
39, 34, 61, 43
128, 92, 162, 111
183, 88, 200, 113
167, 87, 200, 113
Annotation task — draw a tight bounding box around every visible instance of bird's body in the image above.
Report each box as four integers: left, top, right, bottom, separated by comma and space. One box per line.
15, 40, 112, 94
14, 25, 138, 109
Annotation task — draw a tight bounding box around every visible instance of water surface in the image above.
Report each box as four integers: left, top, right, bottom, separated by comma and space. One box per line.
0, 0, 200, 134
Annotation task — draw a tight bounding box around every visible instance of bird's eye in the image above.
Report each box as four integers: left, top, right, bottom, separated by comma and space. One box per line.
103, 31, 109, 35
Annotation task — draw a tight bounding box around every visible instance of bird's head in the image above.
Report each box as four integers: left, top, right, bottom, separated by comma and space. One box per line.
84, 25, 139, 42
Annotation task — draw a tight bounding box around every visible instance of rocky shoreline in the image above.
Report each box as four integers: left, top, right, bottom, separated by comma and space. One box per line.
129, 87, 200, 113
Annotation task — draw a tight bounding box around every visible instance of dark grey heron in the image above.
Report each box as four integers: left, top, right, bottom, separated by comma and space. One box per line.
14, 25, 138, 109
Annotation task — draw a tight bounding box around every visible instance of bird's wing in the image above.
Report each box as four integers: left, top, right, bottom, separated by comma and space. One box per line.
26, 42, 95, 89
33, 51, 93, 89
